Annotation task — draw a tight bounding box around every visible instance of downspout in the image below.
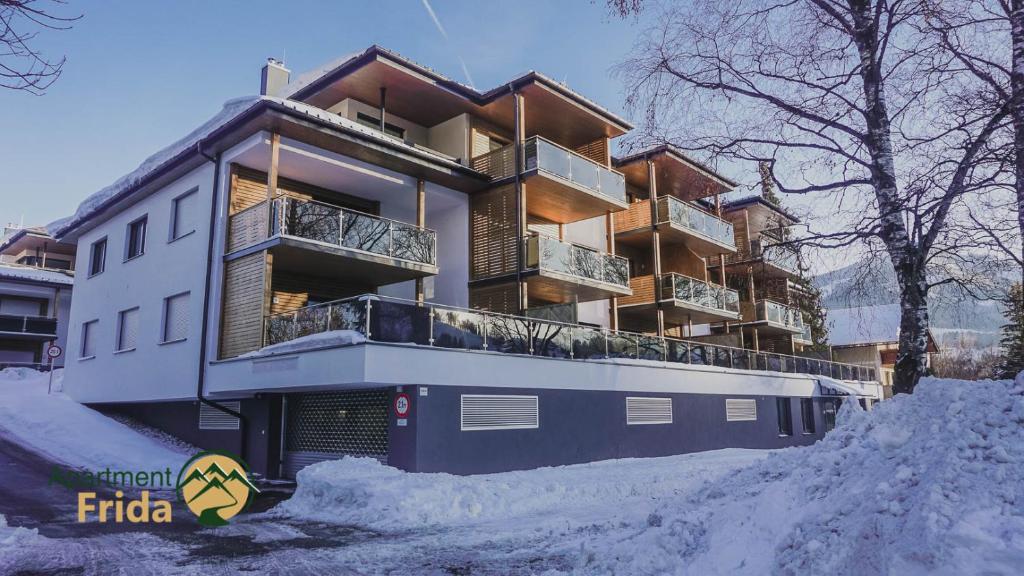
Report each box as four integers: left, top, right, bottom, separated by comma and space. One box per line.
196, 141, 248, 460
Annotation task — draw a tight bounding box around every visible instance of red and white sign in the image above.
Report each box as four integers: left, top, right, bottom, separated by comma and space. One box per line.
394, 393, 411, 418
46, 344, 63, 359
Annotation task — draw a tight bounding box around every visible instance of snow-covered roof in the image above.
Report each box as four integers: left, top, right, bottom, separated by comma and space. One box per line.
0, 263, 74, 285
827, 304, 902, 347
48, 94, 475, 240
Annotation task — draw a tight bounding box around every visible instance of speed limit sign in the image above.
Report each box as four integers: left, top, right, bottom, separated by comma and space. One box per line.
394, 393, 410, 418
47, 344, 63, 359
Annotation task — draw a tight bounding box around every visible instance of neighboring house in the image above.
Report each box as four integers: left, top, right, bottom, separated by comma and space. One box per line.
52, 47, 882, 479
0, 227, 75, 368
828, 304, 940, 396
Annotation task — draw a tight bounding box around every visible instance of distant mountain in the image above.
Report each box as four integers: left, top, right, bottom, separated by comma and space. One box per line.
814, 260, 1008, 351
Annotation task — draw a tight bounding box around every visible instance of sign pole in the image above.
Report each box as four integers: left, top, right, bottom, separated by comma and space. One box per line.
47, 356, 54, 394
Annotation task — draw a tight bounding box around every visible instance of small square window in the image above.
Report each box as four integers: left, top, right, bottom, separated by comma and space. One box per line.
116, 307, 140, 352
170, 189, 198, 241
125, 216, 147, 260
80, 320, 98, 358
162, 292, 189, 343
89, 238, 106, 277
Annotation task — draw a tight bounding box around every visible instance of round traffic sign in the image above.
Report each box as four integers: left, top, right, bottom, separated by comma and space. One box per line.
47, 344, 63, 359
394, 393, 410, 418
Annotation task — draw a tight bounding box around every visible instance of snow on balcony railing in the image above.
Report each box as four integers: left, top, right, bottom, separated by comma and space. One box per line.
656, 196, 735, 249
660, 273, 740, 315
272, 197, 436, 266
261, 295, 877, 382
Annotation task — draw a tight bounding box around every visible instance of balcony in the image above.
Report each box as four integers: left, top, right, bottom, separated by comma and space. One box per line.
751, 239, 800, 276
472, 136, 628, 224
227, 197, 438, 285
741, 299, 804, 334
659, 273, 741, 323
655, 197, 736, 255
0, 314, 58, 341
522, 233, 631, 303
260, 294, 878, 383
794, 323, 813, 345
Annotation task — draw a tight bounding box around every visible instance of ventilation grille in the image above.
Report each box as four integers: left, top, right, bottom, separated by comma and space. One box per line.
626, 397, 673, 425
726, 398, 757, 422
461, 395, 539, 431
199, 401, 241, 430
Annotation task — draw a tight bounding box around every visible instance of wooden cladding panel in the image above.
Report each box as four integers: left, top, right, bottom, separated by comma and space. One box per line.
722, 209, 752, 263
614, 200, 652, 234
619, 274, 656, 307
469, 282, 518, 315
759, 277, 790, 303
573, 138, 610, 167
471, 144, 516, 180
220, 251, 269, 358
227, 202, 269, 253
470, 184, 518, 280
270, 270, 371, 315
661, 243, 709, 280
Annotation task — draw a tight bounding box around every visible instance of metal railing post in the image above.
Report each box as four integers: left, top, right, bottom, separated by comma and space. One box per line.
364, 298, 372, 339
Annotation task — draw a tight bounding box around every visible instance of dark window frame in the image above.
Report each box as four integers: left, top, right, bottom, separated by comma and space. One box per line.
89, 237, 107, 277
776, 397, 793, 436
124, 216, 148, 261
800, 398, 816, 434
80, 319, 98, 359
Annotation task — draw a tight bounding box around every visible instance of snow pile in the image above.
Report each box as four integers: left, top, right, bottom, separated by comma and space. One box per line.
276, 449, 768, 531
0, 514, 42, 549
239, 329, 367, 358
572, 376, 1024, 575
0, 369, 189, 472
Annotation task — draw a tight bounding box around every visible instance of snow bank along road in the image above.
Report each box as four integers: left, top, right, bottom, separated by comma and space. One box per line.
2, 368, 1022, 574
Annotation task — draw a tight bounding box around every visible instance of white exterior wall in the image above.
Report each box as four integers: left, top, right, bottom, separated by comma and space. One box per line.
427, 113, 471, 163
64, 163, 215, 403
327, 99, 429, 146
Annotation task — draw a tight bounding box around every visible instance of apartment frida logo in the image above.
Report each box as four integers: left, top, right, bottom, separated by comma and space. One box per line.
176, 451, 260, 526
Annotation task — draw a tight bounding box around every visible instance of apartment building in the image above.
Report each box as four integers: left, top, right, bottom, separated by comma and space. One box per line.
54, 46, 880, 478
0, 227, 74, 368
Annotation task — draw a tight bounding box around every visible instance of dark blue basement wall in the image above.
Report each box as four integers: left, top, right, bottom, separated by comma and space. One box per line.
397, 386, 826, 475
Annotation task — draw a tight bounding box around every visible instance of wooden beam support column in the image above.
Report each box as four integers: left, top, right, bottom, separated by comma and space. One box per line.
266, 132, 281, 238
649, 159, 665, 337
415, 178, 426, 303
513, 91, 528, 313
607, 209, 618, 331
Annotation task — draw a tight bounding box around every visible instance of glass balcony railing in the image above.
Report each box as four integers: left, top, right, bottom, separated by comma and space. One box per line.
0, 314, 57, 336
751, 239, 800, 274
657, 196, 735, 248
261, 294, 878, 383
795, 324, 813, 344
756, 300, 804, 330
525, 234, 630, 289
660, 273, 740, 315
524, 136, 627, 205
272, 197, 437, 266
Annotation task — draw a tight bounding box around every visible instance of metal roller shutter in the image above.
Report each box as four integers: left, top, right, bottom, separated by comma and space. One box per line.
282, 389, 389, 478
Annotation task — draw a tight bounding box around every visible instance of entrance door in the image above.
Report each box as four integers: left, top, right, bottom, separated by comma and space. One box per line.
282, 389, 389, 478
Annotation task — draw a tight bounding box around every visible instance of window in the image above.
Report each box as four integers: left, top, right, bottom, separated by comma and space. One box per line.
355, 111, 406, 139
162, 292, 189, 343
116, 307, 140, 352
725, 398, 757, 422
626, 397, 673, 425
125, 216, 147, 260
823, 400, 838, 432
170, 189, 198, 241
801, 398, 816, 434
80, 320, 98, 359
776, 398, 793, 436
460, 395, 539, 431
89, 238, 107, 276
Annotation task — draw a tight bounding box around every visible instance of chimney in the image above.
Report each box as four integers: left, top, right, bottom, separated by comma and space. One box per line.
260, 58, 290, 97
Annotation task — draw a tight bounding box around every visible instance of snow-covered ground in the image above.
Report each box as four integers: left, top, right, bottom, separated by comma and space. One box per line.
1, 368, 1020, 574
0, 368, 189, 472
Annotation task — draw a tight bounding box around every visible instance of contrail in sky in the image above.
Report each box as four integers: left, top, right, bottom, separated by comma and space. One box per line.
420, 0, 476, 88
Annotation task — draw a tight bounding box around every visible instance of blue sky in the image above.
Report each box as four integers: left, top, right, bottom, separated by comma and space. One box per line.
0, 0, 651, 229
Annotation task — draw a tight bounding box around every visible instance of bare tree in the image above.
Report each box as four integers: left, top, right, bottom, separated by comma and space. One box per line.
610, 0, 1009, 393
0, 0, 79, 94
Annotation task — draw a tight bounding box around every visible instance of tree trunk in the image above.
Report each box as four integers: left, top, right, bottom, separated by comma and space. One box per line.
1012, 0, 1024, 284
893, 257, 930, 394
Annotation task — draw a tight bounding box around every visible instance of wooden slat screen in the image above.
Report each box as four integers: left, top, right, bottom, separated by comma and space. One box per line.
613, 199, 652, 234
220, 251, 269, 358
471, 144, 516, 180
619, 274, 656, 307
470, 184, 518, 280
227, 202, 269, 254
469, 282, 518, 315
270, 270, 371, 315
230, 165, 379, 215
573, 138, 609, 166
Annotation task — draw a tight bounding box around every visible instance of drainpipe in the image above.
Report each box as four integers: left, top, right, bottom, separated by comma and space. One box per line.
379, 87, 387, 133
196, 141, 248, 461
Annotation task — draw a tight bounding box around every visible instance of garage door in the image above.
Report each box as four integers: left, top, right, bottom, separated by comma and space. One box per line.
282, 389, 389, 478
